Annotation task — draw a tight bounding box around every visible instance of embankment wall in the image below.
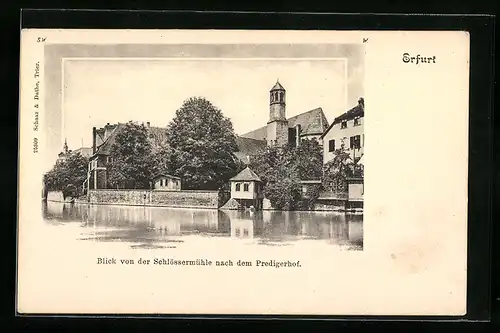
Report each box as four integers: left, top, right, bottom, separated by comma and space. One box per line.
87, 189, 220, 209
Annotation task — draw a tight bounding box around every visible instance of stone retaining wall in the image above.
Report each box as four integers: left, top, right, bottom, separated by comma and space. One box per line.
151, 190, 219, 208
87, 189, 220, 209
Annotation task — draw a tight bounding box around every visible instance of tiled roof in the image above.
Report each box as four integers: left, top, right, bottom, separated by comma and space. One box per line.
230, 167, 262, 182
288, 107, 329, 136
320, 98, 365, 140
233, 137, 266, 164
239, 126, 267, 141
94, 123, 127, 156
94, 123, 166, 156
235, 136, 266, 155
331, 104, 364, 125
239, 107, 329, 140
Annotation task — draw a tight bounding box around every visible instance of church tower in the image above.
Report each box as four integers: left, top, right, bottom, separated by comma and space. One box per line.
267, 80, 289, 146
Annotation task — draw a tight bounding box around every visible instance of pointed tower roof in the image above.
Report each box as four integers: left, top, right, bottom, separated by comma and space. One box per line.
230, 167, 262, 182
270, 79, 285, 91
63, 138, 69, 153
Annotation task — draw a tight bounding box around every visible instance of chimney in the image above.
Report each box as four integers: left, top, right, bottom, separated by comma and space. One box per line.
92, 127, 97, 154
358, 97, 364, 108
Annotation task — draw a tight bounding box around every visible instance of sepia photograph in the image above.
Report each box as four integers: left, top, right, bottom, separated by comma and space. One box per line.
41, 44, 365, 253
18, 29, 469, 316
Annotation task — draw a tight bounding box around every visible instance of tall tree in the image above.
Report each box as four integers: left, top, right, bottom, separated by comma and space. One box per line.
149, 139, 174, 178
166, 97, 239, 190
43, 152, 88, 196
322, 147, 363, 193
107, 122, 154, 189
293, 138, 323, 180
248, 141, 321, 210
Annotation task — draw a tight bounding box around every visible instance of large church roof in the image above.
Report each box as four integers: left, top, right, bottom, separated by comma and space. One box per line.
288, 107, 329, 136
234, 136, 266, 164
239, 107, 330, 140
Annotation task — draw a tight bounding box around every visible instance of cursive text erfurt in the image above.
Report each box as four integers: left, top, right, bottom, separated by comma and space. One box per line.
402, 53, 436, 64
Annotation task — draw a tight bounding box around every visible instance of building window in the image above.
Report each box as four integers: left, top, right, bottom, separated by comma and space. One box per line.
235, 229, 240, 237
235, 183, 241, 191
243, 229, 249, 237
328, 139, 335, 152
243, 183, 249, 191
350, 135, 361, 149
354, 117, 361, 126
341, 121, 347, 129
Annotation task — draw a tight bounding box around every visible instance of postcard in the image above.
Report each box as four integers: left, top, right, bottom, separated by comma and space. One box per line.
17, 29, 469, 316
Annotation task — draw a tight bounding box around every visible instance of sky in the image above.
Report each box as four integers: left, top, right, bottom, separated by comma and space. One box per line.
62, 59, 352, 150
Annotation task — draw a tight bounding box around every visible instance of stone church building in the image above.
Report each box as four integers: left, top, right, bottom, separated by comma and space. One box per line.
233, 80, 330, 164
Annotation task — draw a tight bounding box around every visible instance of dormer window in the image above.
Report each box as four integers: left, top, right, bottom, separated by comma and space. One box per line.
341, 121, 347, 129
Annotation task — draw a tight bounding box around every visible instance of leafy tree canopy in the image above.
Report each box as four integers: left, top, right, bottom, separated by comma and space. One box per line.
43, 152, 88, 196
166, 97, 240, 190
107, 121, 154, 189
322, 147, 363, 193
248, 139, 323, 210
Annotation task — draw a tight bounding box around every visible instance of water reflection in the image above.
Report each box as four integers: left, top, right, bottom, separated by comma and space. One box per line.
42, 201, 363, 250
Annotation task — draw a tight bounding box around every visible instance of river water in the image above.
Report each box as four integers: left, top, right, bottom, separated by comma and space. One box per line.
42, 201, 363, 250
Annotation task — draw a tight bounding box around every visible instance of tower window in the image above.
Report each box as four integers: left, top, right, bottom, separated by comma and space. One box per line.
243, 183, 249, 192
279, 91, 284, 102
275, 91, 278, 101
235, 183, 241, 191
328, 139, 335, 152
